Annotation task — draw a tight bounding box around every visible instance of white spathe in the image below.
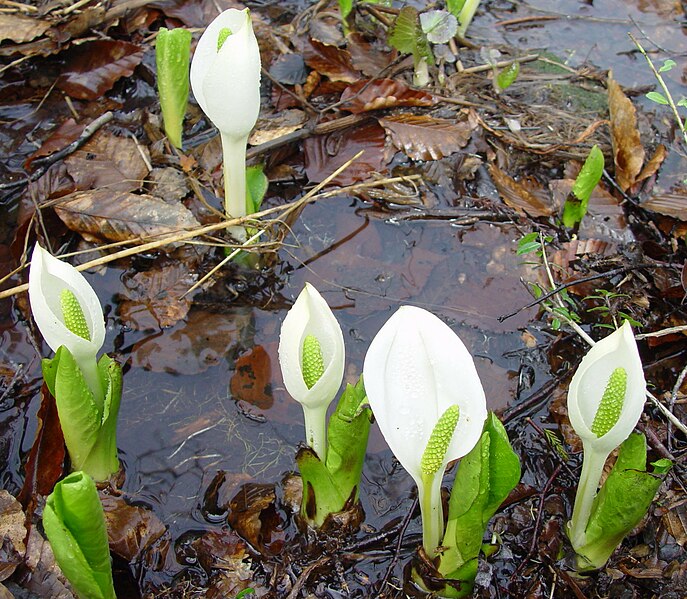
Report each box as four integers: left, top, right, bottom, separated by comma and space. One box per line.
190, 8, 261, 223
363, 306, 487, 554
278, 283, 345, 458
28, 244, 105, 401
568, 321, 646, 454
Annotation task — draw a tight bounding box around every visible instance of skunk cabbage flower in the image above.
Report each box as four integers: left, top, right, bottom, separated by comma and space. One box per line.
363, 306, 487, 556
190, 8, 261, 222
278, 283, 345, 459
567, 321, 646, 549
29, 244, 105, 403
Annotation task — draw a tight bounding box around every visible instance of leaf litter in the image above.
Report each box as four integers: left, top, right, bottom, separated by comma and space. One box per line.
0, 0, 686, 597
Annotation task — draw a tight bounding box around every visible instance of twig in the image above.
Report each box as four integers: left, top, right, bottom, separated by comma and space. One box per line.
0, 112, 113, 191
377, 495, 418, 594
285, 556, 331, 599
636, 324, 687, 339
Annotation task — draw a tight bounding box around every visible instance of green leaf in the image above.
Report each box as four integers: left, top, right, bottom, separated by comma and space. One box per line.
156, 27, 192, 149
420, 10, 458, 44
646, 91, 669, 105
338, 0, 353, 21
298, 377, 371, 527
496, 61, 519, 90
388, 6, 418, 55
246, 164, 268, 214
43, 471, 115, 599
446, 0, 467, 16
563, 144, 604, 228
439, 413, 520, 584
658, 59, 676, 73
574, 433, 671, 571
676, 97, 687, 108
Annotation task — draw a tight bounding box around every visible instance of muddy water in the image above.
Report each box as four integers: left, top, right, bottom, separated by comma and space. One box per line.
0, 0, 685, 594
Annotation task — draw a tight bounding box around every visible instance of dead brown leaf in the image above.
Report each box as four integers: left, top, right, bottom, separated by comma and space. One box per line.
340, 79, 435, 114
100, 494, 168, 563
642, 188, 687, 220
57, 40, 144, 100
636, 143, 667, 183
230, 345, 273, 410
608, 73, 645, 192
302, 38, 360, 83
65, 131, 149, 193
0, 491, 26, 582
489, 164, 553, 218
304, 121, 387, 185
0, 14, 50, 44
131, 310, 251, 374
21, 526, 75, 598
228, 483, 287, 556
380, 114, 473, 161
347, 32, 397, 77
25, 119, 84, 170
118, 263, 199, 330
249, 109, 308, 146
53, 189, 200, 245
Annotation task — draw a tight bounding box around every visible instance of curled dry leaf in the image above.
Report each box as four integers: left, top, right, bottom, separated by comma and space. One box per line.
304, 121, 387, 185
65, 131, 150, 193
0, 490, 26, 581
302, 38, 361, 83
0, 14, 50, 44
100, 495, 168, 563
339, 79, 435, 114
22, 526, 74, 598
57, 40, 144, 100
608, 73, 646, 192
488, 164, 553, 218
228, 483, 287, 556
380, 114, 473, 161
119, 263, 200, 330
53, 189, 200, 245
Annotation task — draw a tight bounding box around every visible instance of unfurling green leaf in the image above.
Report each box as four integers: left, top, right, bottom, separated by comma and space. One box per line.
301, 334, 325, 389
43, 471, 115, 599
156, 27, 192, 149
563, 144, 604, 228
496, 61, 519, 90
60, 289, 91, 341
437, 413, 520, 591
590, 367, 626, 438
421, 405, 460, 476
246, 164, 269, 214
574, 433, 671, 571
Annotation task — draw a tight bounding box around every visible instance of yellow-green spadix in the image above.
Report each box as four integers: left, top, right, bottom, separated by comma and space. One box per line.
28, 244, 106, 402
278, 283, 345, 459
363, 306, 487, 556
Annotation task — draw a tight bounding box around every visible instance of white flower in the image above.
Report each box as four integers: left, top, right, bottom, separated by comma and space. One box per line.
278, 283, 345, 458
28, 244, 105, 401
363, 306, 487, 555
567, 321, 646, 548
190, 8, 261, 221
568, 320, 646, 454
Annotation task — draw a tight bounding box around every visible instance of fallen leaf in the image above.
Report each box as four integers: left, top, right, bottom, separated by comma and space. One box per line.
20, 526, 74, 598
57, 40, 144, 100
230, 345, 273, 409
151, 0, 236, 28
192, 529, 249, 574
340, 79, 435, 114
489, 164, 553, 217
228, 483, 287, 556
380, 114, 473, 161
53, 189, 200, 245
608, 73, 645, 192
0, 491, 26, 581
302, 38, 360, 83
269, 53, 308, 85
0, 14, 50, 44
304, 120, 387, 185
65, 131, 149, 193
17, 386, 66, 515
249, 109, 308, 146
131, 309, 251, 374
100, 494, 168, 563
25, 119, 84, 169
661, 500, 687, 546
347, 32, 397, 77
643, 187, 687, 220
636, 143, 667, 183
119, 263, 199, 330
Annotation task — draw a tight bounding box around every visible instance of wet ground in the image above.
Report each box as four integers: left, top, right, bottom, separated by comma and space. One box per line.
1, 0, 687, 597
